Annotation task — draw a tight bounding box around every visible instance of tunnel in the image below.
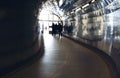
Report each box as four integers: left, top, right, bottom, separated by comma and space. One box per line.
0, 0, 120, 78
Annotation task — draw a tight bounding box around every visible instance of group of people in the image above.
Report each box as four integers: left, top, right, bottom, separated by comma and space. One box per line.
52, 23, 63, 37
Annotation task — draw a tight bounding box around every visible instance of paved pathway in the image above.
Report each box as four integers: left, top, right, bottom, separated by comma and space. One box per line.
6, 32, 116, 78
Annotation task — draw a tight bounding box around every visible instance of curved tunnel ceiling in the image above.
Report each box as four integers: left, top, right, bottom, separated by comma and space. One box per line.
39, 0, 114, 14
44, 0, 120, 22
59, 0, 92, 12
0, 0, 116, 13
80, 0, 120, 17
38, 0, 120, 22
58, 0, 116, 14
81, 0, 114, 14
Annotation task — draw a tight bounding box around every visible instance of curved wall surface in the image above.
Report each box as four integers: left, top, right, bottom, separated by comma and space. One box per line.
0, 0, 43, 76
63, 0, 120, 75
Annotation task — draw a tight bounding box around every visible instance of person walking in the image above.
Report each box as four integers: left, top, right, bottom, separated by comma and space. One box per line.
58, 23, 63, 37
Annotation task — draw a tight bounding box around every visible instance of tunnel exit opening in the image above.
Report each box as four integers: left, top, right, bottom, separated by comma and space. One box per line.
38, 9, 60, 33
38, 0, 64, 34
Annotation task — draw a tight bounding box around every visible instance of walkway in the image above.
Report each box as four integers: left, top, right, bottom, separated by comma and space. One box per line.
5, 32, 116, 78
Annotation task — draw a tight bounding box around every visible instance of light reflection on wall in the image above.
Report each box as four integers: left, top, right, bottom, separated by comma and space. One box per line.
63, 0, 120, 54
63, 0, 120, 41
108, 12, 113, 35
76, 13, 105, 40
63, 0, 120, 75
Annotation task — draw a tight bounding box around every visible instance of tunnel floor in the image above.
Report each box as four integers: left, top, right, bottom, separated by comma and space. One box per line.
5, 31, 116, 78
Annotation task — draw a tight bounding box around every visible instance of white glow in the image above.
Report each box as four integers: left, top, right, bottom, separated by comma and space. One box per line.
38, 0, 64, 34
91, 0, 96, 3
39, 10, 49, 20
76, 7, 81, 12
59, 0, 64, 6
38, 8, 60, 31
82, 3, 89, 9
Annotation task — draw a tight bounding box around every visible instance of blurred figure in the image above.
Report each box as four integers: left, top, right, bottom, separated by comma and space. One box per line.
41, 24, 44, 34
52, 23, 56, 36
68, 24, 73, 35
58, 23, 63, 37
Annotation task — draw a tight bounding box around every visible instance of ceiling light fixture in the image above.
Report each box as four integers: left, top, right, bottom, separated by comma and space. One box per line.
82, 3, 89, 9
91, 0, 96, 3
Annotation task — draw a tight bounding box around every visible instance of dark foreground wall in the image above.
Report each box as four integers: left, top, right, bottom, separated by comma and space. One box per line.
0, 0, 44, 76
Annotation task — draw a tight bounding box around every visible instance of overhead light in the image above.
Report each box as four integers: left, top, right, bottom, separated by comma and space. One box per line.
82, 3, 89, 9
91, 0, 96, 3
76, 7, 81, 12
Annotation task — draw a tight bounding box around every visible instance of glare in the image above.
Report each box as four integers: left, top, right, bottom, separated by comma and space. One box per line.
38, 0, 64, 34
91, 0, 96, 3
38, 9, 61, 32
108, 13, 113, 35
76, 7, 81, 12
59, 0, 64, 6
82, 3, 89, 9
39, 9, 49, 20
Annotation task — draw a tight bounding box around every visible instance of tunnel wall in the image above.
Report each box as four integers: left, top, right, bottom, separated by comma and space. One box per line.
63, 0, 120, 75
0, 0, 43, 76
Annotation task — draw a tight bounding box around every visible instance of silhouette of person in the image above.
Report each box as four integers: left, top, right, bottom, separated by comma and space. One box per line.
58, 23, 63, 37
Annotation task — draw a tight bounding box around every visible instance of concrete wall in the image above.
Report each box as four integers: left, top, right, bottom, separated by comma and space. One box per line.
0, 0, 43, 76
